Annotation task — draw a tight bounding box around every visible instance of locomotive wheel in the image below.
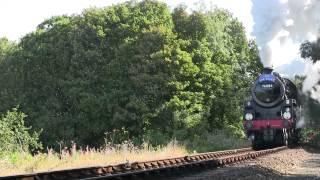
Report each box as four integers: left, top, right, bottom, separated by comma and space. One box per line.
252, 140, 261, 150
283, 129, 288, 147
274, 129, 287, 147
252, 134, 263, 150
288, 131, 295, 147
288, 136, 295, 147
284, 136, 288, 146
288, 129, 301, 147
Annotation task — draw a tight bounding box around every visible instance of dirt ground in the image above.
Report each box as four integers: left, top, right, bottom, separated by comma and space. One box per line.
172, 146, 320, 180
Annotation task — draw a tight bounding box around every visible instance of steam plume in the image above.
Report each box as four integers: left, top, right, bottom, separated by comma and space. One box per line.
251, 0, 320, 68
251, 0, 286, 67
303, 62, 320, 92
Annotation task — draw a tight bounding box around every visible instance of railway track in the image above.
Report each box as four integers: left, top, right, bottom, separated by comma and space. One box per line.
0, 146, 286, 180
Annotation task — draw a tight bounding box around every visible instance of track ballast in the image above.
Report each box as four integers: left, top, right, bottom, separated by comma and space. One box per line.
0, 146, 286, 180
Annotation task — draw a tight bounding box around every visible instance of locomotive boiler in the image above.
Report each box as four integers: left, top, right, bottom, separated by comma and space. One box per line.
243, 67, 300, 149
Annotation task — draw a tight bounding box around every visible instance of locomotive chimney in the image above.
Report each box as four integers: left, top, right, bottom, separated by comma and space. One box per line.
262, 67, 273, 74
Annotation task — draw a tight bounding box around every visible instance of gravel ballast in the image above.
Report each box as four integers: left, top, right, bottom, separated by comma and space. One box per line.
173, 147, 320, 180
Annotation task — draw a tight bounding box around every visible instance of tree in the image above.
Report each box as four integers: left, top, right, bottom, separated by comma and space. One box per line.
0, 0, 263, 148
300, 38, 320, 127
0, 37, 16, 62
300, 38, 320, 63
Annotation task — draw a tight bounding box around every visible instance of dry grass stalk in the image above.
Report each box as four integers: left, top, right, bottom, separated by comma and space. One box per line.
0, 141, 187, 176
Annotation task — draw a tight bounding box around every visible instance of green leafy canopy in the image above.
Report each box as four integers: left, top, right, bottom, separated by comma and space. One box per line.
0, 0, 262, 149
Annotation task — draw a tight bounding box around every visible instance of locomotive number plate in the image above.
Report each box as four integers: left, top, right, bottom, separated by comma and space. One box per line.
261, 84, 273, 88
259, 74, 276, 83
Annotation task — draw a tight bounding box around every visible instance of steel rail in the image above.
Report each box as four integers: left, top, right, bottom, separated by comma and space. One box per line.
0, 147, 286, 180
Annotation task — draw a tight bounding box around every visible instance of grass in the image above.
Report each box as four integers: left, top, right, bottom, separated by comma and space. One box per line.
0, 131, 250, 177
0, 141, 187, 176
185, 130, 251, 152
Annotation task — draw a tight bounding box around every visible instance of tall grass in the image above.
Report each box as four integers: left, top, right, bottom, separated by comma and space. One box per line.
0, 130, 250, 176
0, 141, 186, 176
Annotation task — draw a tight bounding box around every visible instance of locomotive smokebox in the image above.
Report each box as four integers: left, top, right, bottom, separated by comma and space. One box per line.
262, 67, 273, 74
244, 64, 300, 149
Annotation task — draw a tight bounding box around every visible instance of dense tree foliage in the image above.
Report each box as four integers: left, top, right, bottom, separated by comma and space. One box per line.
0, 0, 262, 148
299, 38, 320, 127
293, 75, 320, 129
0, 38, 16, 62
300, 38, 320, 63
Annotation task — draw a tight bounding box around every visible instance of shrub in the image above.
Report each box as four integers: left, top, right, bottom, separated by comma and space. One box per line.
184, 129, 250, 153
0, 108, 42, 154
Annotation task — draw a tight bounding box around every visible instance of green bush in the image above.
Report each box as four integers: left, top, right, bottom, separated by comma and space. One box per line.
0, 108, 42, 154
183, 129, 250, 153
302, 128, 320, 146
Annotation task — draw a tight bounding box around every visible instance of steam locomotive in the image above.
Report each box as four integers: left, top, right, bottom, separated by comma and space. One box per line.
243, 67, 301, 149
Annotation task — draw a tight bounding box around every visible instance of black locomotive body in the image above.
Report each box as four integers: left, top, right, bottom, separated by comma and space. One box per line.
243, 68, 301, 149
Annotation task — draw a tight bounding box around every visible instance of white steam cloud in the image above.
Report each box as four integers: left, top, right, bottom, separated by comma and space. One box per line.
296, 114, 305, 128
303, 62, 320, 101
252, 0, 320, 98
251, 0, 320, 68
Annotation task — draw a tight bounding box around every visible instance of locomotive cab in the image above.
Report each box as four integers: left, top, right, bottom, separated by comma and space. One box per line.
243, 67, 300, 149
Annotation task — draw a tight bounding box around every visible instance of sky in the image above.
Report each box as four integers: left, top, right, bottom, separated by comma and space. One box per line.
0, 0, 253, 40
0, 0, 311, 76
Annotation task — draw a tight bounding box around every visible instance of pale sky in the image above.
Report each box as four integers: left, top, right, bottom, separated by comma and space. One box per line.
0, 0, 253, 41
0, 0, 309, 76
0, 0, 125, 40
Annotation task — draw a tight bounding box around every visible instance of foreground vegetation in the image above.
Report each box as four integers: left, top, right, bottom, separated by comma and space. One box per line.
0, 141, 186, 176
0, 108, 249, 176
0, 135, 250, 176
0, 100, 249, 176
